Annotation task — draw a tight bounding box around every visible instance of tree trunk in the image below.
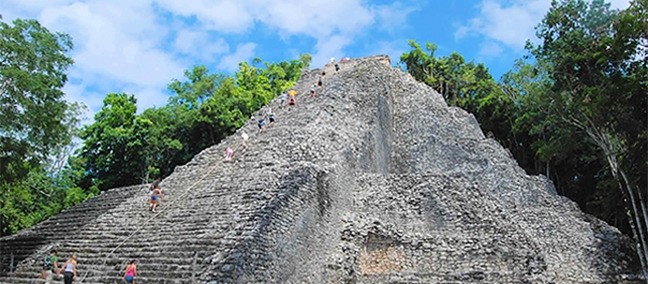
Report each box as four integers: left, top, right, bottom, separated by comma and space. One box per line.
619, 170, 648, 280
571, 115, 648, 279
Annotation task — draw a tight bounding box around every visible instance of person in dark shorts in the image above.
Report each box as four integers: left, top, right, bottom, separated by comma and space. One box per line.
267, 108, 275, 124
149, 187, 163, 212
60, 254, 77, 284
287, 89, 297, 111
258, 115, 266, 133
288, 96, 296, 111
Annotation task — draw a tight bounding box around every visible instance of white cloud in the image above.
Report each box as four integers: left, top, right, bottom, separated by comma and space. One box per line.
456, 0, 550, 52
365, 40, 407, 66
155, 0, 255, 33
156, 0, 377, 37
217, 43, 257, 72
311, 35, 353, 67
174, 31, 230, 60
63, 82, 103, 125
4, 0, 419, 125
5, 0, 185, 118
124, 85, 170, 111
456, 0, 632, 56
40, 1, 182, 86
157, 0, 404, 68
373, 2, 420, 34
479, 41, 504, 57
608, 0, 630, 9
257, 0, 374, 37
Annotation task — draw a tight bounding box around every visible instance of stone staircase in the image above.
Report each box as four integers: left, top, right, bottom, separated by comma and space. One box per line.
0, 185, 142, 278
0, 56, 642, 283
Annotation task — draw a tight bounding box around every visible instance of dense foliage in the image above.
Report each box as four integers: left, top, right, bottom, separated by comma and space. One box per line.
401, 0, 647, 275
77, 57, 310, 191
0, 16, 309, 235
0, 19, 94, 235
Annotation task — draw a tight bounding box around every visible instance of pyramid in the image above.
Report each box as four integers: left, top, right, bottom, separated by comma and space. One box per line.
0, 56, 642, 283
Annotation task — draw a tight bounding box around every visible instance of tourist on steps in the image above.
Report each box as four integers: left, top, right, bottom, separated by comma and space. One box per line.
149, 178, 160, 193
123, 259, 138, 284
224, 147, 234, 161
240, 131, 249, 149
60, 254, 77, 284
288, 96, 296, 110
257, 115, 266, 134
266, 107, 275, 124
279, 92, 288, 106
40, 249, 59, 284
288, 89, 297, 111
149, 186, 163, 212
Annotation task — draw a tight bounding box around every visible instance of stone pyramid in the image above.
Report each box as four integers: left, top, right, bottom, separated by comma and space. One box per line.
0, 56, 642, 283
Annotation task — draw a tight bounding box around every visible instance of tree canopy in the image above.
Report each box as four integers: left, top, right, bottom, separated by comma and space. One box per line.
0, 19, 92, 235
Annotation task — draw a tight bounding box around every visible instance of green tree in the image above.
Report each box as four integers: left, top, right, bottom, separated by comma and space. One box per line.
76, 56, 309, 193
526, 0, 647, 275
0, 18, 93, 235
399, 40, 515, 150
0, 18, 74, 183
78, 93, 139, 190
135, 107, 183, 181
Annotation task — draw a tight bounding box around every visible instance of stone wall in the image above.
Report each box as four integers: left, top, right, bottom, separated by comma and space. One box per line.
0, 55, 642, 283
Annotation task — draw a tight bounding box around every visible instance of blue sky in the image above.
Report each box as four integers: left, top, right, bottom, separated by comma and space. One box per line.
4, 0, 630, 124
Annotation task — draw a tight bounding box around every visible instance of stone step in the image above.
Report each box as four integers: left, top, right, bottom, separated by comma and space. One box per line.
2, 272, 196, 284
13, 253, 207, 272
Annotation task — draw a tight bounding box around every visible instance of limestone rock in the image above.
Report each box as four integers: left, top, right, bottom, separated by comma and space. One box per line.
0, 55, 643, 283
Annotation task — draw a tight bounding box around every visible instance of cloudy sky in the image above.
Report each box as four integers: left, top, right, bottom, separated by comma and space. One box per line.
3, 0, 631, 123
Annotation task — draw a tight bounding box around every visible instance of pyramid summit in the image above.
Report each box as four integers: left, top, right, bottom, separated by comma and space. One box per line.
0, 55, 642, 283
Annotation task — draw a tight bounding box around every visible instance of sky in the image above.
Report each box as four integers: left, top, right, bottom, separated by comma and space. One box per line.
3, 0, 631, 124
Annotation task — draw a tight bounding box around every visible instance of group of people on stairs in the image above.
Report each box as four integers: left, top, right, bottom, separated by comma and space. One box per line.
41, 249, 137, 283
40, 249, 77, 284
76, 58, 346, 283
220, 58, 344, 164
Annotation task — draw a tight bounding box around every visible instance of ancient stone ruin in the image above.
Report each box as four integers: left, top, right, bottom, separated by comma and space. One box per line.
0, 56, 643, 283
